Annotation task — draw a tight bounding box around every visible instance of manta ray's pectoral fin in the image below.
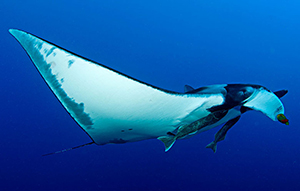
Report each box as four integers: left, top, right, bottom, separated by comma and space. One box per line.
206, 116, 241, 153
10, 29, 227, 146
158, 135, 176, 152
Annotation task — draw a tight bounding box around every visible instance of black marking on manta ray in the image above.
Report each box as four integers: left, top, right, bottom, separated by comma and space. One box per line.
209, 84, 270, 112
45, 47, 56, 57
9, 29, 96, 144
14, 29, 182, 95
68, 59, 75, 68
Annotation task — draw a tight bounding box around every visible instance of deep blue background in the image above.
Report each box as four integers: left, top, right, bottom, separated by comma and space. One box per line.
1, 1, 300, 190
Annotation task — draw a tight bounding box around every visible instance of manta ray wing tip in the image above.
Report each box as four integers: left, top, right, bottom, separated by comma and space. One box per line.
9, 28, 20, 36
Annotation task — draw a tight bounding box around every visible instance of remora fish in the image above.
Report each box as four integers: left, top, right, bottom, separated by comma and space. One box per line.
9, 29, 289, 155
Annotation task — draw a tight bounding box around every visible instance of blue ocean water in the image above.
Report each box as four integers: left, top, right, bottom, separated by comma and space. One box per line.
1, 0, 300, 190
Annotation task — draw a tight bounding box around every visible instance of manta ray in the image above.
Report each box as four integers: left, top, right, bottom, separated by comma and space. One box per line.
9, 29, 289, 155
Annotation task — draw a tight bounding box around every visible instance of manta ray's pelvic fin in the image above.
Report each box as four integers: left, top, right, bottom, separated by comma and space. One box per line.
157, 135, 176, 152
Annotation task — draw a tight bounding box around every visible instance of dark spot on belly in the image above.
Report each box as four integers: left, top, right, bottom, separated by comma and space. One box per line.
121, 130, 125, 132
128, 128, 133, 131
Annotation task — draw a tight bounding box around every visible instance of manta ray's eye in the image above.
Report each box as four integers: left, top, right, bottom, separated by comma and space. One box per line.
237, 87, 254, 99
225, 85, 256, 104
230, 86, 255, 103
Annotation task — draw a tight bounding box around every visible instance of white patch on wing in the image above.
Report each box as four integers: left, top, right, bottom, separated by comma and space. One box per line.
10, 29, 224, 145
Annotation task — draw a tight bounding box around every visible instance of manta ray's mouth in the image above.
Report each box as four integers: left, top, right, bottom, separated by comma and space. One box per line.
277, 114, 289, 125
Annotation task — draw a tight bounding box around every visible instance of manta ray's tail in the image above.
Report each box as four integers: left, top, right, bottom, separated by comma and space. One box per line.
42, 142, 95, 156
157, 136, 176, 152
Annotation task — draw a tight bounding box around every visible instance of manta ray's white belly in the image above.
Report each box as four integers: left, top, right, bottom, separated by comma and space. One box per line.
10, 29, 225, 145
